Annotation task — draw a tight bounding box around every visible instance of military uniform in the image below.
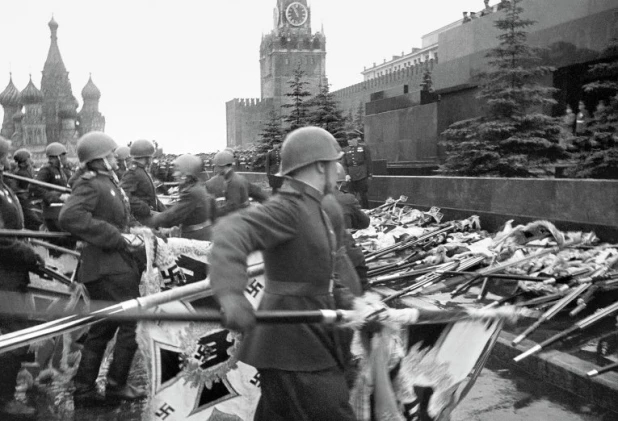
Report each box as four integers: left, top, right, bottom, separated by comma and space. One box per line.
9, 165, 42, 230
334, 188, 371, 291
205, 169, 267, 217
30, 162, 71, 231
149, 179, 217, 241
342, 143, 373, 209
265, 148, 284, 193
0, 171, 41, 407
114, 160, 128, 180
210, 179, 356, 421
120, 161, 165, 224
59, 170, 141, 394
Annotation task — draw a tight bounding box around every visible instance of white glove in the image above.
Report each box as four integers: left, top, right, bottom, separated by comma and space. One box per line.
60, 193, 71, 202
345, 175, 351, 182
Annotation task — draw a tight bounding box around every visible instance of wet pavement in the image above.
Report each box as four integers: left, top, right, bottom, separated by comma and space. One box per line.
453, 359, 615, 421
9, 355, 614, 421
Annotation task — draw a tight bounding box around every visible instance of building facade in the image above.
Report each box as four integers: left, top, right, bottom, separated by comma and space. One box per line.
226, 0, 327, 148
0, 17, 105, 163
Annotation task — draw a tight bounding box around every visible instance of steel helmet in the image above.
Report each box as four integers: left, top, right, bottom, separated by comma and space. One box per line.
115, 145, 131, 160
77, 131, 118, 164
173, 154, 203, 178
130, 139, 156, 158
13, 148, 31, 163
213, 150, 235, 167
335, 162, 346, 182
0, 136, 9, 157
277, 126, 343, 176
46, 142, 67, 157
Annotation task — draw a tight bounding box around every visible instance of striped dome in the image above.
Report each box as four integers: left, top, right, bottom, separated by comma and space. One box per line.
0, 76, 20, 107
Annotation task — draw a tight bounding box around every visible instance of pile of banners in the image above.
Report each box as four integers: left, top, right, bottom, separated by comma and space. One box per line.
2, 196, 618, 421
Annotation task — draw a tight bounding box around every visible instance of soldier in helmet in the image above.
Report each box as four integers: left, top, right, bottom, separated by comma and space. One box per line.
205, 150, 267, 217
30, 142, 72, 232
114, 145, 131, 180
0, 137, 44, 418
59, 131, 146, 404
209, 126, 358, 421
10, 149, 42, 230
120, 139, 165, 225
342, 135, 373, 209
148, 154, 216, 241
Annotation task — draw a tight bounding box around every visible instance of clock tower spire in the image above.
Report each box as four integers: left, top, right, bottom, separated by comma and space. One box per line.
261, 0, 326, 109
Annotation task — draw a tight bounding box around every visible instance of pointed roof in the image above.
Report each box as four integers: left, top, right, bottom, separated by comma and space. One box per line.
43, 15, 67, 75
20, 76, 44, 104
0, 74, 21, 107
81, 74, 101, 100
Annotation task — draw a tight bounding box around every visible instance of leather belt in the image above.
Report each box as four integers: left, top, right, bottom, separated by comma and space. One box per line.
265, 279, 332, 297
182, 219, 212, 233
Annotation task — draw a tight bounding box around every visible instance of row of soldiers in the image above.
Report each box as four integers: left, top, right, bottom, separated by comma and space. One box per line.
0, 126, 371, 419
265, 134, 373, 208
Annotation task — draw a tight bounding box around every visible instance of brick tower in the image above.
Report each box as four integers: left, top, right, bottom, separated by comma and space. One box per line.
260, 0, 327, 108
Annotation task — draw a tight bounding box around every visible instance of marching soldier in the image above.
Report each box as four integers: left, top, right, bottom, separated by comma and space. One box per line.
0, 136, 43, 418
10, 149, 42, 230
149, 154, 216, 241
31, 142, 72, 232
265, 143, 284, 194
114, 145, 131, 180
205, 150, 267, 217
59, 132, 146, 404
210, 126, 357, 421
334, 162, 370, 291
120, 139, 165, 225
342, 136, 373, 209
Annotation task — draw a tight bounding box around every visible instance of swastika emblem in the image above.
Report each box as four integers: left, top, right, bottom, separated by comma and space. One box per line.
245, 279, 263, 298
250, 372, 261, 388
155, 403, 175, 419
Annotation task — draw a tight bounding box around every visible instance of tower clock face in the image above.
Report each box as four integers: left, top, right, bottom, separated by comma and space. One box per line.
285, 2, 308, 26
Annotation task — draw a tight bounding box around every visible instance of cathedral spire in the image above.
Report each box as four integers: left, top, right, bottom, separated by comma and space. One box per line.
44, 15, 66, 74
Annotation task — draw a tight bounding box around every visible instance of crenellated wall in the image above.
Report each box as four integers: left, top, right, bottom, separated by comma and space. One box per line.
332, 60, 436, 118
226, 98, 275, 148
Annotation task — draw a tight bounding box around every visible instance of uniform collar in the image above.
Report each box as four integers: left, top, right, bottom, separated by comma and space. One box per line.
286, 179, 324, 203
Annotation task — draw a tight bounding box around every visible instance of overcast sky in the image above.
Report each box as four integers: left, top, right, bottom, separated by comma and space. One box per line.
0, 0, 484, 154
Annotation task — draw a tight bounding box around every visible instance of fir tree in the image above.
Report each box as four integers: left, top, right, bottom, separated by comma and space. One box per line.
307, 84, 347, 146
440, 0, 566, 177
258, 109, 284, 151
282, 65, 312, 131
567, 38, 618, 179
253, 109, 284, 171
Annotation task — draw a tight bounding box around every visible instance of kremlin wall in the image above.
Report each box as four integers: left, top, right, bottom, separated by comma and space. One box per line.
227, 0, 618, 173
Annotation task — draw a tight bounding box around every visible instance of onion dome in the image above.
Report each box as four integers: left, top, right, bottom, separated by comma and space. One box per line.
81, 74, 101, 101
12, 109, 24, 121
58, 96, 78, 119
20, 76, 43, 105
48, 16, 59, 31
0, 75, 21, 107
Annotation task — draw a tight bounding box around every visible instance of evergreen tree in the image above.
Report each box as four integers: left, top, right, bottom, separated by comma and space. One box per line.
253, 109, 284, 171
258, 109, 284, 151
282, 65, 312, 131
307, 83, 347, 146
440, 0, 566, 177
567, 38, 618, 179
